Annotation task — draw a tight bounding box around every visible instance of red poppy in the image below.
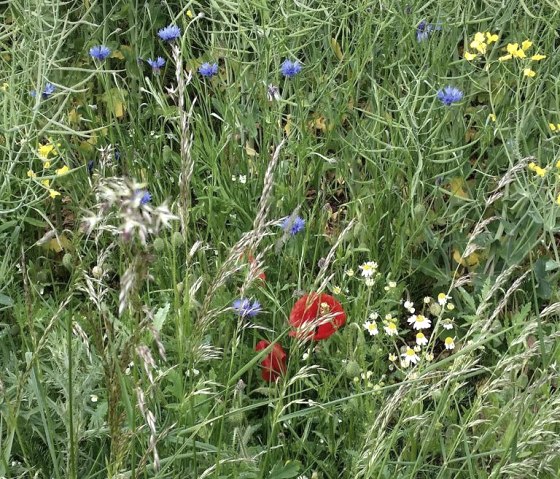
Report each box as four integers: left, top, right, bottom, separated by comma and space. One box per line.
255, 340, 287, 382
289, 293, 346, 340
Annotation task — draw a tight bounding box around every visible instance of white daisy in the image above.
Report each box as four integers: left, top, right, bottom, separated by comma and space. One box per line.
444, 337, 455, 350
416, 332, 428, 346
384, 321, 398, 336
441, 318, 454, 330
401, 347, 420, 367
359, 261, 378, 278
363, 320, 379, 336
407, 314, 431, 330
437, 292, 451, 306
404, 300, 415, 313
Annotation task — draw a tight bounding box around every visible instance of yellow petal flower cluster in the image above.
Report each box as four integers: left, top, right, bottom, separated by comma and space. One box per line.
498, 39, 546, 77
528, 162, 547, 177
463, 31, 499, 61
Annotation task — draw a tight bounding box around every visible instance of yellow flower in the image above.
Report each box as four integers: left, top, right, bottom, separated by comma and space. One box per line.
521, 40, 533, 51
38, 143, 57, 159
0, 83, 8, 92
523, 68, 536, 78
470, 39, 487, 54
528, 162, 537, 170
550, 123, 557, 131
534, 166, 547, 177
556, 194, 560, 206
464, 51, 477, 61
531, 54, 546, 61
506, 43, 526, 58
474, 32, 485, 44
556, 160, 560, 169
56, 165, 70, 176
506, 43, 519, 55
489, 113, 496, 122
499, 54, 512, 62
41, 179, 50, 187
49, 189, 61, 199
485, 32, 499, 44
444, 337, 455, 350
43, 161, 51, 169
27, 169, 36, 178
186, 9, 193, 17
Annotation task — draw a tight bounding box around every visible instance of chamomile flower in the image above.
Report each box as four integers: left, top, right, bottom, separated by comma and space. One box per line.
407, 314, 431, 330
365, 277, 375, 287
389, 353, 397, 362
401, 347, 420, 367
437, 293, 450, 305
388, 280, 397, 288
345, 269, 355, 277
424, 352, 434, 361
444, 337, 455, 350
363, 320, 379, 336
384, 322, 398, 336
423, 296, 432, 304
441, 318, 455, 330
416, 332, 428, 346
359, 261, 378, 278
403, 300, 415, 313
446, 303, 455, 311
369, 311, 379, 320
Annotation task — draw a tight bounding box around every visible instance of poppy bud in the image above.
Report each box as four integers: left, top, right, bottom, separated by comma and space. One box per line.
255, 340, 287, 382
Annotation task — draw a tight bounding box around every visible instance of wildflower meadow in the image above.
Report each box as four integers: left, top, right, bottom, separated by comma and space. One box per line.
2, 1, 560, 478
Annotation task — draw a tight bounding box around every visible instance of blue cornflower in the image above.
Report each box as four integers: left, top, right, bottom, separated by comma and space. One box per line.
147, 57, 166, 72
281, 215, 305, 236
232, 298, 262, 318
198, 62, 218, 77
30, 82, 56, 99
90, 45, 111, 61
437, 86, 463, 106
158, 25, 181, 42
135, 189, 152, 205
280, 59, 302, 78
416, 20, 441, 42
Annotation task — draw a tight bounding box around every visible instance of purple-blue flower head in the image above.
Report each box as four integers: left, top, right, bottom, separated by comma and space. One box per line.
281, 215, 305, 236
280, 59, 302, 78
90, 45, 111, 61
135, 189, 152, 205
416, 20, 441, 42
31, 82, 56, 99
147, 57, 166, 72
233, 298, 262, 318
437, 86, 463, 106
198, 62, 218, 77
158, 25, 181, 42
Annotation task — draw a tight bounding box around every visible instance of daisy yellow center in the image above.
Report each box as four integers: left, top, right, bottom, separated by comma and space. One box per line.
405, 348, 415, 357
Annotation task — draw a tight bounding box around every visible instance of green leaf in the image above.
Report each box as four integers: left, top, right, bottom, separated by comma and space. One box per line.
0, 293, 13, 307
153, 303, 170, 332
268, 461, 301, 479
